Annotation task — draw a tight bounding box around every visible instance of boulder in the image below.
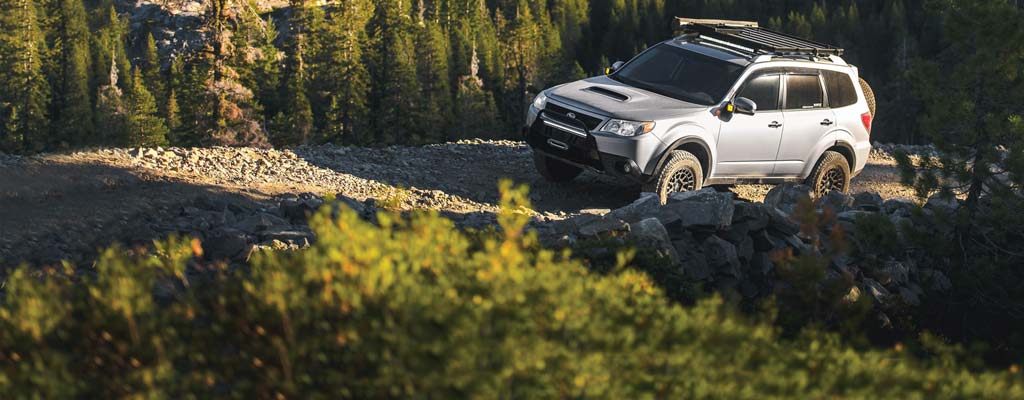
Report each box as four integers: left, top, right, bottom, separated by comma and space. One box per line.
606, 195, 662, 223
259, 227, 314, 247
764, 183, 813, 215
663, 188, 735, 228
898, 286, 921, 306
880, 260, 910, 286
882, 198, 918, 216
629, 218, 680, 264
732, 201, 772, 230
577, 217, 629, 237
853, 191, 884, 211
918, 268, 953, 291
767, 207, 801, 236
862, 278, 890, 302
925, 192, 960, 214
703, 235, 742, 278
203, 228, 252, 261
235, 213, 289, 233
817, 190, 853, 213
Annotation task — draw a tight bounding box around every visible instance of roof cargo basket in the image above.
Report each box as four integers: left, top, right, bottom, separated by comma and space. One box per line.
674, 17, 844, 57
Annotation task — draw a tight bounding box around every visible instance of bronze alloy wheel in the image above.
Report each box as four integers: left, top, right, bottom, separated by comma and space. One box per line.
817, 166, 847, 195
806, 150, 852, 197
667, 168, 697, 193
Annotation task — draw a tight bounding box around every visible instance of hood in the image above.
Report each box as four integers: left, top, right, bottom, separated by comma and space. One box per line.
547, 75, 709, 121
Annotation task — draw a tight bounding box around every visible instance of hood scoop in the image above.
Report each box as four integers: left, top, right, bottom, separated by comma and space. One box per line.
583, 86, 630, 102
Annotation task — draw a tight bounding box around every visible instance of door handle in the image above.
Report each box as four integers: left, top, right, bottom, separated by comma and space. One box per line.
820, 119, 834, 126
768, 121, 782, 128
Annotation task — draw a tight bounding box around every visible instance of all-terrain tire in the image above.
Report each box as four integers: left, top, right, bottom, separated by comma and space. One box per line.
647, 150, 704, 204
533, 151, 582, 182
859, 77, 876, 117
806, 150, 851, 197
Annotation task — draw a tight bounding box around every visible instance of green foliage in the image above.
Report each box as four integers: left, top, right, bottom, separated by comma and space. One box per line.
125, 68, 169, 147
52, 0, 93, 148
897, 0, 1024, 210
0, 0, 50, 152
1, 183, 1022, 397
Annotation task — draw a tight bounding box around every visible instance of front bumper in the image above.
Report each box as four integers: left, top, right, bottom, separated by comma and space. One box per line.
524, 111, 658, 181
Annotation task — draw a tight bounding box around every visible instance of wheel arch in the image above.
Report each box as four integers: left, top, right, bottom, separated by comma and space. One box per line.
647, 137, 713, 181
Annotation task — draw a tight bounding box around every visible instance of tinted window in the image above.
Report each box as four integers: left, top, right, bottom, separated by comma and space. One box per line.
612, 44, 744, 105
823, 70, 857, 108
737, 74, 780, 111
785, 74, 824, 109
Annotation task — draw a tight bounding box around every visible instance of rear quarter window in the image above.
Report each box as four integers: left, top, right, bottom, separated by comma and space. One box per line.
823, 70, 858, 108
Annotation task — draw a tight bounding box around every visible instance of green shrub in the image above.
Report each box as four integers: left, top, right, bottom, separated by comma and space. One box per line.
0, 183, 1021, 398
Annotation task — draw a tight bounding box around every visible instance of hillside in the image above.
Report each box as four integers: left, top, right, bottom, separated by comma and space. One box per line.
0, 140, 919, 268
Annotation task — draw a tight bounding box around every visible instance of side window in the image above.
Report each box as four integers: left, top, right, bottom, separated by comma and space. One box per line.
785, 74, 824, 110
823, 70, 858, 108
736, 74, 781, 111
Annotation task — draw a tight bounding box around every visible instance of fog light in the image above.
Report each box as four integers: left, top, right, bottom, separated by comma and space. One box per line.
622, 163, 632, 173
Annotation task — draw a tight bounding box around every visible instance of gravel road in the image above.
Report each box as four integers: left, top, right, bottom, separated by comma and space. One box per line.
0, 140, 918, 268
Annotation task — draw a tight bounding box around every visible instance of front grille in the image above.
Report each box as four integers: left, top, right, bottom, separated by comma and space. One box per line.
546, 103, 605, 131
526, 120, 603, 170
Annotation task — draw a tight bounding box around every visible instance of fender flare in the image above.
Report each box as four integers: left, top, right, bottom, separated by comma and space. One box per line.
647, 136, 714, 179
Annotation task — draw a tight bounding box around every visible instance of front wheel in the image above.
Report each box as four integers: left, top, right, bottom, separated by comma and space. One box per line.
646, 150, 704, 204
806, 150, 851, 197
533, 151, 582, 182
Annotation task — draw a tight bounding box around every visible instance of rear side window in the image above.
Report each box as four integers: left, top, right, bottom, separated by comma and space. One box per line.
823, 70, 858, 108
785, 74, 824, 110
736, 74, 780, 111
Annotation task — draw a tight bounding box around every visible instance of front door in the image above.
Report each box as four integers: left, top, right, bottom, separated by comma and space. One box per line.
715, 73, 784, 177
775, 72, 836, 176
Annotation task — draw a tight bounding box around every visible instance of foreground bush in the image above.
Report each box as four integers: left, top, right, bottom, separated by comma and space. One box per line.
1, 184, 1021, 398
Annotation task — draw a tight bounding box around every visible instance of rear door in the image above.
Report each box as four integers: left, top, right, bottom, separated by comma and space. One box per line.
715, 72, 784, 177
774, 71, 836, 176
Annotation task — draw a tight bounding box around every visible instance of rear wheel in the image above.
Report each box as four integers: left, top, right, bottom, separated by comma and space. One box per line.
533, 151, 582, 182
646, 150, 704, 204
806, 150, 851, 197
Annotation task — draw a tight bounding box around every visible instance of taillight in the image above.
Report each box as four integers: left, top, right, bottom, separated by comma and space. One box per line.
861, 112, 872, 133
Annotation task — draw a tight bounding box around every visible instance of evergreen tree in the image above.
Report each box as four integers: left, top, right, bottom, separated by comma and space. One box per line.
94, 56, 127, 145
125, 68, 169, 147
318, 0, 373, 144
51, 0, 92, 149
233, 0, 282, 122
368, 0, 424, 144
414, 18, 452, 142
272, 0, 317, 145
0, 0, 50, 152
140, 32, 167, 118
897, 0, 1024, 212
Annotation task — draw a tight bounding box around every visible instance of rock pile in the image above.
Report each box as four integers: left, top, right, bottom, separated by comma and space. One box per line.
551, 184, 957, 313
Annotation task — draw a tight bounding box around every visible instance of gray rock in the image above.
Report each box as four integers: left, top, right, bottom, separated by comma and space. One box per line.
235, 213, 289, 233
881, 260, 910, 286
676, 248, 711, 281
703, 235, 742, 278
818, 190, 853, 212
767, 207, 801, 236
898, 286, 921, 306
836, 210, 871, 223
862, 278, 890, 303
764, 183, 813, 215
259, 227, 314, 247
606, 195, 662, 223
577, 217, 629, 237
750, 251, 774, 276
663, 188, 735, 228
925, 193, 960, 214
883, 198, 918, 215
853, 191, 884, 211
630, 218, 680, 264
204, 228, 251, 261
918, 268, 953, 291
732, 201, 771, 230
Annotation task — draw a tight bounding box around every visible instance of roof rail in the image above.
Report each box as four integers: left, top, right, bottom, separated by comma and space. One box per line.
674, 17, 844, 57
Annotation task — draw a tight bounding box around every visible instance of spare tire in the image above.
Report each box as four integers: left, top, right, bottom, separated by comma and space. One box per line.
859, 77, 876, 116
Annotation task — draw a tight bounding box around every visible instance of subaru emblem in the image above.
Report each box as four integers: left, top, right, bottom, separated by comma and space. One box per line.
566, 112, 576, 120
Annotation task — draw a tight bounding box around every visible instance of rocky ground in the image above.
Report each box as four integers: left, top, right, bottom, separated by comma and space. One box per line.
0, 140, 921, 269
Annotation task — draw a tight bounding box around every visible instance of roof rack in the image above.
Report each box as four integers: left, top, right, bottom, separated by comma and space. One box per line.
674, 17, 844, 57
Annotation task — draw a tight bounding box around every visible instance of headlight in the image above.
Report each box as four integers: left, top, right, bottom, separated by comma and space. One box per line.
598, 119, 655, 137
532, 92, 547, 110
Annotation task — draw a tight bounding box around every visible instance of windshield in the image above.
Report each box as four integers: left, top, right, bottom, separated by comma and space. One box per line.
611, 44, 744, 105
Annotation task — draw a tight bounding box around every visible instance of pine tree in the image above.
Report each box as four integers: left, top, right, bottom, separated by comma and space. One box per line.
233, 0, 281, 122
51, 0, 92, 149
414, 18, 452, 142
369, 0, 424, 144
318, 0, 373, 144
897, 0, 1024, 212
0, 0, 50, 152
272, 0, 317, 145
141, 32, 167, 118
125, 68, 169, 147
94, 56, 127, 145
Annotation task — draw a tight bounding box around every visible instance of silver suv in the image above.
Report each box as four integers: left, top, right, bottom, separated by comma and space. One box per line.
525, 19, 875, 203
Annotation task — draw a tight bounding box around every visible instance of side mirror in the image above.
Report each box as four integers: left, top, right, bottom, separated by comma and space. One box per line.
605, 61, 625, 75
731, 97, 757, 116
